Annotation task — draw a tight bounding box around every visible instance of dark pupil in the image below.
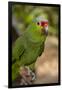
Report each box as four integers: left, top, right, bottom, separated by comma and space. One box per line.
37, 22, 39, 25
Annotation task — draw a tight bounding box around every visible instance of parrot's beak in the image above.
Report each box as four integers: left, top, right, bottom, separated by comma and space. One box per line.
40, 21, 48, 36
41, 26, 48, 36
44, 28, 48, 36
44, 25, 48, 36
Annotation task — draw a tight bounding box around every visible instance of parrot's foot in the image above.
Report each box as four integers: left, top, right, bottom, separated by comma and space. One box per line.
19, 66, 36, 85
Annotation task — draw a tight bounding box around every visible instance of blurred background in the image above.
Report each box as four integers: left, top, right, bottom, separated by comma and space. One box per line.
12, 4, 59, 84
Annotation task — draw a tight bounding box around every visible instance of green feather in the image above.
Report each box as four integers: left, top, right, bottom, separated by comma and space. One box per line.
12, 17, 47, 81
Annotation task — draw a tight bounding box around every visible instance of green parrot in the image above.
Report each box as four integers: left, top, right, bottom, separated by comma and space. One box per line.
12, 16, 48, 83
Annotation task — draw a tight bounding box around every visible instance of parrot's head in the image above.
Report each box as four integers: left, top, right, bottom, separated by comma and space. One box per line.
26, 16, 48, 42
32, 16, 48, 36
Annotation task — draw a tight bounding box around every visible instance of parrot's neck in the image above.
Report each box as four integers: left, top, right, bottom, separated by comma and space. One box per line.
24, 24, 46, 44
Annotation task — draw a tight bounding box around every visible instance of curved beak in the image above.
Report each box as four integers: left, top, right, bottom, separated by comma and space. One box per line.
44, 29, 48, 36
44, 26, 48, 36
40, 21, 48, 36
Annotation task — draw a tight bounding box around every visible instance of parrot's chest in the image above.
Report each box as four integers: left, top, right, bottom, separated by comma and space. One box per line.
24, 40, 42, 59
19, 37, 44, 65
20, 41, 43, 65
25, 40, 41, 51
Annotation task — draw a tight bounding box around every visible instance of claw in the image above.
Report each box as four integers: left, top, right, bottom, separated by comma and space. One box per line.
31, 71, 36, 81
24, 66, 36, 81
19, 66, 36, 85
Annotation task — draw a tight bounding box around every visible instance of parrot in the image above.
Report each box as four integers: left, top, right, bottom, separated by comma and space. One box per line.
12, 16, 48, 85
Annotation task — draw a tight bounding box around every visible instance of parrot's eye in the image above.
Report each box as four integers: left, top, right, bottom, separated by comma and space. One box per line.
37, 22, 40, 25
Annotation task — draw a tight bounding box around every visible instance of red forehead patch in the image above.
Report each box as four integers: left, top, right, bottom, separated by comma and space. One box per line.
41, 21, 48, 26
